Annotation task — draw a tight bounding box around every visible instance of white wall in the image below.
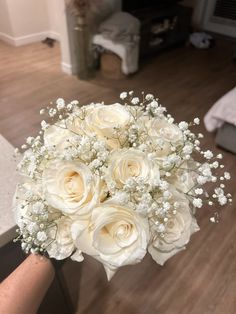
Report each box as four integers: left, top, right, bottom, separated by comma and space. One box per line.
57, 0, 77, 75
0, 0, 51, 45
7, 0, 49, 37
0, 0, 65, 45
46, 0, 61, 39
0, 0, 13, 37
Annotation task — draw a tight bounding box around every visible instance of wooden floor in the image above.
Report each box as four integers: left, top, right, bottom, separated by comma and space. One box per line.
0, 38, 236, 314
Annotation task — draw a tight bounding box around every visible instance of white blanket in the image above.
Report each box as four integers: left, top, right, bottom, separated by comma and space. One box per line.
93, 12, 140, 75
99, 12, 140, 42
204, 87, 236, 132
93, 34, 139, 75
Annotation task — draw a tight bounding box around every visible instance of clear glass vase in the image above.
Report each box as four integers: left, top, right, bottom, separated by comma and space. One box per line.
76, 16, 94, 80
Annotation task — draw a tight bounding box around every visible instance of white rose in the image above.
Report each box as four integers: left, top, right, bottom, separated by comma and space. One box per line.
147, 118, 183, 142
71, 201, 149, 280
145, 118, 183, 157
72, 103, 132, 149
47, 216, 75, 260
106, 148, 159, 188
148, 188, 199, 265
170, 160, 197, 194
44, 123, 73, 150
42, 159, 100, 216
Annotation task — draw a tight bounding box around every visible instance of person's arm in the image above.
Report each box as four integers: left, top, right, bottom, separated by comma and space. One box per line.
0, 254, 55, 314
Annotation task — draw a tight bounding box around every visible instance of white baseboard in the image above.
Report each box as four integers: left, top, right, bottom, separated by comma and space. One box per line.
15, 32, 49, 46
0, 31, 61, 47
61, 62, 72, 75
61, 62, 78, 75
0, 32, 16, 46
47, 31, 60, 41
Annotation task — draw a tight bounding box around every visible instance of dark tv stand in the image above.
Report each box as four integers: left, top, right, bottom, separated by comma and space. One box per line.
130, 4, 192, 56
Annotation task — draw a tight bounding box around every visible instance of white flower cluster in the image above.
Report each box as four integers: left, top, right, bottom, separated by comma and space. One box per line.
14, 92, 231, 280
14, 184, 62, 255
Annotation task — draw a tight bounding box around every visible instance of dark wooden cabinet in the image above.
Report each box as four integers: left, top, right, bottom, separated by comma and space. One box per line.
131, 5, 192, 56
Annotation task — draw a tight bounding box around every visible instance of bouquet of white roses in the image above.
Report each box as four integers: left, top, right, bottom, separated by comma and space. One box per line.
14, 92, 231, 280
